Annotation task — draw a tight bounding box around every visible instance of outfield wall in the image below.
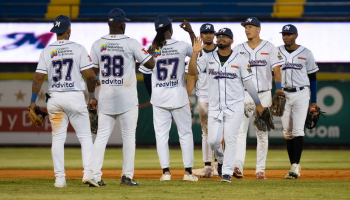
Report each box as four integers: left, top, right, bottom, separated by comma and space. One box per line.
0, 80, 348, 145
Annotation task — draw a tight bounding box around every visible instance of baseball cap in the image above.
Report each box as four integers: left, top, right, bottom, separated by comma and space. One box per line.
280, 24, 298, 34
200, 23, 215, 33
154, 15, 172, 29
108, 8, 131, 22
50, 15, 71, 34
214, 28, 234, 39
241, 17, 261, 27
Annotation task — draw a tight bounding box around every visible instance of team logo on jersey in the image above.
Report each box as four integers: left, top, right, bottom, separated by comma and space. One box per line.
247, 64, 252, 73
50, 49, 58, 58
277, 52, 283, 60
231, 65, 239, 69
209, 69, 237, 79
141, 48, 149, 55
261, 52, 269, 55
282, 62, 303, 70
155, 49, 162, 58
100, 43, 107, 52
298, 57, 306, 60
249, 60, 267, 67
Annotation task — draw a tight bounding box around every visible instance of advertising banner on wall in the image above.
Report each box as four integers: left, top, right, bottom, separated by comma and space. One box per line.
0, 80, 349, 145
0, 22, 349, 63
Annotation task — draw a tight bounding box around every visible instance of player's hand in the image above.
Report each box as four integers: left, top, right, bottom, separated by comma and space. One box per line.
147, 46, 156, 56
95, 79, 101, 87
309, 103, 318, 114
88, 98, 98, 110
255, 104, 264, 116
193, 37, 206, 53
29, 102, 37, 110
179, 20, 194, 33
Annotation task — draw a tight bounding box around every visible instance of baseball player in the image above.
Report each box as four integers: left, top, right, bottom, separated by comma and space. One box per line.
29, 15, 99, 187
89, 8, 155, 186
278, 24, 319, 179
183, 22, 221, 178
141, 15, 197, 182
233, 17, 284, 179
188, 28, 265, 183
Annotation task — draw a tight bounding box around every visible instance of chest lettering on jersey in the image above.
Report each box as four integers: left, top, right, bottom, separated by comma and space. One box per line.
208, 69, 238, 80
249, 60, 267, 67
282, 62, 303, 70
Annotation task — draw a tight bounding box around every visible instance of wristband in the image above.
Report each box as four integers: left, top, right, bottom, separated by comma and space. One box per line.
31, 93, 38, 103
275, 82, 282, 90
95, 76, 99, 81
88, 92, 95, 99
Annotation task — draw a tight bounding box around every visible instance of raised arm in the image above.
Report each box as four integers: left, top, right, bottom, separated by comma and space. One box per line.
188, 37, 205, 75
180, 20, 196, 46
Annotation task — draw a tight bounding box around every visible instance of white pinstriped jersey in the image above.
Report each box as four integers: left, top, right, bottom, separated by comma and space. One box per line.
36, 40, 93, 92
150, 39, 193, 108
278, 45, 319, 88
90, 34, 152, 114
232, 40, 284, 92
197, 50, 253, 120
185, 47, 218, 103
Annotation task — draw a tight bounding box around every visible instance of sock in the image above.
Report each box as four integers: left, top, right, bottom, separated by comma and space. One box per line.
185, 167, 192, 174
285, 139, 295, 165
163, 168, 170, 174
205, 162, 211, 166
214, 158, 217, 162
294, 136, 304, 164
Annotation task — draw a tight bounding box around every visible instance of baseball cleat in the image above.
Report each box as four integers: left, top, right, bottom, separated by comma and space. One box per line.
160, 171, 171, 181
285, 173, 294, 179
183, 171, 198, 182
256, 171, 267, 179
289, 164, 301, 179
217, 163, 223, 178
98, 179, 107, 186
54, 176, 67, 187
120, 175, 140, 186
233, 167, 243, 179
203, 165, 214, 178
221, 175, 232, 183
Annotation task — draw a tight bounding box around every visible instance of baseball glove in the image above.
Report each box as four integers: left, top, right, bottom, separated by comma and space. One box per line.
253, 108, 275, 132
28, 106, 48, 127
270, 92, 286, 117
88, 104, 98, 134
305, 106, 325, 129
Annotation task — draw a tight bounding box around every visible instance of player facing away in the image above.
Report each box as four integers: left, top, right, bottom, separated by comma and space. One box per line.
90, 8, 155, 186
233, 17, 284, 179
278, 25, 319, 179
184, 23, 221, 178
29, 15, 99, 188
148, 15, 197, 182
188, 28, 265, 183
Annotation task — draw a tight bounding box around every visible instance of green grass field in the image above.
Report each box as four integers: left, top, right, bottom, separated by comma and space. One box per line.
1, 148, 350, 200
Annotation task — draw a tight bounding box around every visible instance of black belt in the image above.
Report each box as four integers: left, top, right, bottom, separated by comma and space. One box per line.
283, 87, 305, 93
244, 89, 269, 93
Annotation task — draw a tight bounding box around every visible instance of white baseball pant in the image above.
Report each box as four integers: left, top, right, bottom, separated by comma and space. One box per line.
235, 90, 272, 174
153, 104, 194, 169
207, 103, 244, 176
197, 100, 212, 163
47, 91, 94, 178
93, 106, 138, 181
282, 88, 310, 139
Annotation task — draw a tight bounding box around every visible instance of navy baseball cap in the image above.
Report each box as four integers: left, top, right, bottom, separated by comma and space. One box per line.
215, 28, 234, 39
108, 8, 130, 22
50, 15, 71, 34
200, 23, 215, 33
280, 24, 298, 34
241, 17, 261, 27
154, 15, 172, 29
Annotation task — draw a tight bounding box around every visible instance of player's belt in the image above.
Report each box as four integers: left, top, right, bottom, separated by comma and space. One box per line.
283, 87, 305, 93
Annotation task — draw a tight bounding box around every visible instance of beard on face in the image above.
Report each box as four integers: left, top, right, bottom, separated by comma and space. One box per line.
204, 41, 213, 45
217, 43, 230, 49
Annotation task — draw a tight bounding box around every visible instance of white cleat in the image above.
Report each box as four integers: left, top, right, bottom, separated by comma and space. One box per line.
203, 166, 214, 178
183, 171, 198, 182
82, 171, 99, 187
289, 164, 301, 179
54, 176, 67, 188
160, 171, 171, 181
